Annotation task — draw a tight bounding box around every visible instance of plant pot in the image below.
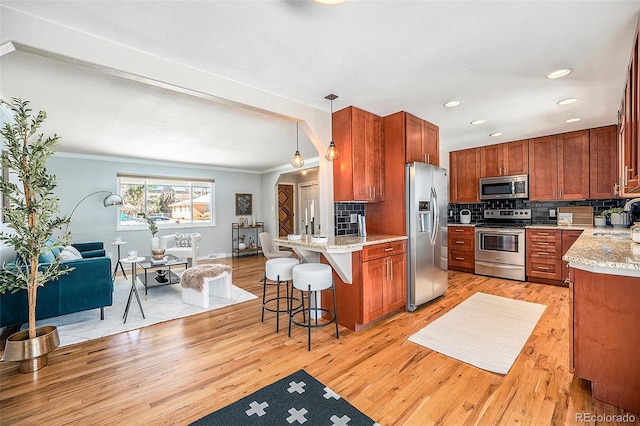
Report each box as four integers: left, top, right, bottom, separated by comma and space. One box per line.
150, 236, 160, 250
610, 212, 631, 228
594, 217, 606, 227
2, 325, 60, 373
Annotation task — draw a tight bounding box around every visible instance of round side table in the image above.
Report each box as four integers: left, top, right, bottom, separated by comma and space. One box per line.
120, 257, 146, 323
111, 240, 128, 280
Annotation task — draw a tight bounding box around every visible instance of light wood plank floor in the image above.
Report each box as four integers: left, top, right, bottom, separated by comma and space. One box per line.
1, 256, 637, 425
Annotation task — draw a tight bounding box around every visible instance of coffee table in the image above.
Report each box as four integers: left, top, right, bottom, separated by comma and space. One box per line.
136, 254, 188, 295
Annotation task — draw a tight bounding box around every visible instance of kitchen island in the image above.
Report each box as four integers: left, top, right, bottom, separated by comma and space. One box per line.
274, 234, 408, 331
562, 227, 640, 415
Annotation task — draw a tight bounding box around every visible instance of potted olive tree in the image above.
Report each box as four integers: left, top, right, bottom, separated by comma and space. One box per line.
0, 97, 71, 373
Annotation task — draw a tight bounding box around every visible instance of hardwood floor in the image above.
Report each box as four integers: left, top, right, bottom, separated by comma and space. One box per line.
1, 256, 637, 425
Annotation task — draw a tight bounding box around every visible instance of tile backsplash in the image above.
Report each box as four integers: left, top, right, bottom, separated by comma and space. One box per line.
448, 199, 630, 225
334, 202, 365, 235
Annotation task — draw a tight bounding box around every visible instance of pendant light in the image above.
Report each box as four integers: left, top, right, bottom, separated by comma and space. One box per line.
324, 94, 340, 161
291, 122, 304, 168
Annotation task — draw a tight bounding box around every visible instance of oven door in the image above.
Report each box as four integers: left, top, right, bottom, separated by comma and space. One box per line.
474, 227, 525, 265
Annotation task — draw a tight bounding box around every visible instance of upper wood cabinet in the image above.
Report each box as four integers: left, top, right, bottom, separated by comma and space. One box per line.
529, 131, 589, 201
589, 125, 618, 199
619, 23, 640, 196
385, 111, 440, 166
450, 148, 481, 203
480, 140, 528, 178
333, 106, 385, 202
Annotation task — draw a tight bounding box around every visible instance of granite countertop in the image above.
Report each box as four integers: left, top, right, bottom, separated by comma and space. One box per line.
563, 227, 640, 277
274, 234, 407, 251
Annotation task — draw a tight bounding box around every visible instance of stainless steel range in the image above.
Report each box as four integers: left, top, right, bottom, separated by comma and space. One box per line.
474, 208, 531, 281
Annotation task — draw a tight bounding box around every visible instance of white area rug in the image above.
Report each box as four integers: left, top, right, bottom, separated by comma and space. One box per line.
408, 292, 546, 374
28, 274, 257, 347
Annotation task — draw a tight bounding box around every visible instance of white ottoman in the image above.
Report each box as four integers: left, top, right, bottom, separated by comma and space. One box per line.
182, 270, 232, 308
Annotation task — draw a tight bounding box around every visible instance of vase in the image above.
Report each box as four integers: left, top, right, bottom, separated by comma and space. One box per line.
2, 325, 60, 373
150, 236, 160, 250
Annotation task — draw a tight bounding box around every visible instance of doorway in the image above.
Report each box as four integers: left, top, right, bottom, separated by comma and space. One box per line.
277, 184, 294, 237
299, 182, 319, 234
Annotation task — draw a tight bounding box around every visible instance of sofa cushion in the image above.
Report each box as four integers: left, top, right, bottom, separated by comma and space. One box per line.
38, 237, 58, 264
175, 233, 192, 247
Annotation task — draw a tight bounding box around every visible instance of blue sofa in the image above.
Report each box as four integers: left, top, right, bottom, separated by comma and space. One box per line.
0, 242, 113, 328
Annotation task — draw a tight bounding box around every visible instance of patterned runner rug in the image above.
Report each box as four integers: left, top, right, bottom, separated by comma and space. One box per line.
191, 370, 378, 425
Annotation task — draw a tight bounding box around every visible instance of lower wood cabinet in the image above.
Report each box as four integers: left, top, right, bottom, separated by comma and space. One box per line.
324, 240, 407, 331
526, 228, 583, 286
569, 267, 640, 414
448, 225, 475, 273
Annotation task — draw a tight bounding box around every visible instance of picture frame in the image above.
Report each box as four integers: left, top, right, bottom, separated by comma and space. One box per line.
235, 193, 252, 216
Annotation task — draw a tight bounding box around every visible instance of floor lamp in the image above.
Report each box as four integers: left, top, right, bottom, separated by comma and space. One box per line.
66, 191, 123, 234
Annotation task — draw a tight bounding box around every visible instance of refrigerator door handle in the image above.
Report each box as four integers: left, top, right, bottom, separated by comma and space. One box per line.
430, 187, 438, 245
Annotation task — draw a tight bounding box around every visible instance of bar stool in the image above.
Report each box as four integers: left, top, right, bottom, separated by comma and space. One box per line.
289, 263, 339, 351
262, 257, 301, 332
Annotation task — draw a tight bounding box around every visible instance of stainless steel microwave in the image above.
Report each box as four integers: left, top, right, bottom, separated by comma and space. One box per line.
479, 174, 528, 200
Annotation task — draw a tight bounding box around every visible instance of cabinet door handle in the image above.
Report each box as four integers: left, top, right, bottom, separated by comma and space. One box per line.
455, 257, 465, 261
455, 229, 465, 232
384, 247, 394, 251
455, 241, 465, 244
390, 259, 393, 281
537, 232, 549, 235
537, 242, 550, 245
537, 252, 550, 255
537, 266, 550, 271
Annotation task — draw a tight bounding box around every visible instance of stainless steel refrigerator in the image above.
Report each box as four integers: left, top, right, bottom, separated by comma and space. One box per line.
406, 162, 448, 311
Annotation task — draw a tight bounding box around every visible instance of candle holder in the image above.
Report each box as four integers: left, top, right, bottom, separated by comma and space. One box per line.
305, 224, 309, 235
311, 219, 315, 236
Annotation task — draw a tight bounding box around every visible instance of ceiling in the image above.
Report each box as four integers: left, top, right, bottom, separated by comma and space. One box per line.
1, 1, 639, 172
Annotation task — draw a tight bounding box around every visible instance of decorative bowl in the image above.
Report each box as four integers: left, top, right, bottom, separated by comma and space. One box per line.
288, 234, 302, 241
152, 248, 166, 260
311, 236, 328, 244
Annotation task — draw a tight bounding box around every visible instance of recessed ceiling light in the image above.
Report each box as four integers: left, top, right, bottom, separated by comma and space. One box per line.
547, 68, 573, 79
313, 0, 348, 4
565, 117, 581, 123
444, 101, 460, 108
471, 119, 486, 125
490, 132, 503, 137
558, 98, 578, 105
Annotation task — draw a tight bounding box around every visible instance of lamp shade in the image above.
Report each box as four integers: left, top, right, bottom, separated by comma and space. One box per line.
103, 193, 124, 207
324, 141, 340, 161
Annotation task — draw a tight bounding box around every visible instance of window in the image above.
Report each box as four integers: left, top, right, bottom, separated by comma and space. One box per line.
117, 174, 215, 230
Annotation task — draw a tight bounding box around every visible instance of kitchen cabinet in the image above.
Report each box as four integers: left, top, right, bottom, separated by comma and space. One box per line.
361, 241, 406, 324
526, 228, 582, 286
561, 230, 583, 284
447, 225, 475, 273
402, 112, 440, 166
589, 125, 618, 199
619, 24, 640, 196
333, 106, 385, 202
326, 240, 407, 331
529, 131, 590, 201
526, 228, 562, 282
569, 267, 640, 414
480, 140, 528, 178
449, 148, 481, 203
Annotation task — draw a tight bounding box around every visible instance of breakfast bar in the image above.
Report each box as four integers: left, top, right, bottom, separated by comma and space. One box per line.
273, 234, 407, 284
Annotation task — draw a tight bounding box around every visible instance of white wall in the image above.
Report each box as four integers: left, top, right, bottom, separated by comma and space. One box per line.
50, 153, 262, 259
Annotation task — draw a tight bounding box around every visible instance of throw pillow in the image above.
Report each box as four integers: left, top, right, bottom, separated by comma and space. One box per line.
58, 245, 83, 261
175, 233, 192, 248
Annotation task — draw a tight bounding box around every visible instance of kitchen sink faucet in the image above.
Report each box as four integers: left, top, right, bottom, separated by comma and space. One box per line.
623, 197, 640, 211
